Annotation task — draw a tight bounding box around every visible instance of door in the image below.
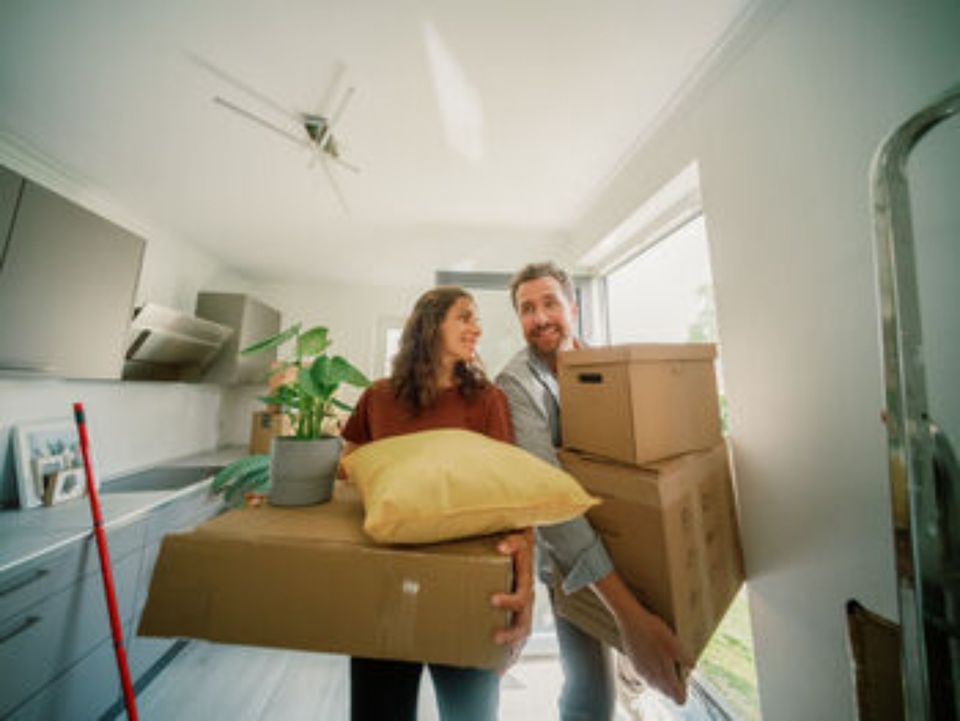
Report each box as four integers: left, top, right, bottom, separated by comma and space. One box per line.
873, 84, 960, 720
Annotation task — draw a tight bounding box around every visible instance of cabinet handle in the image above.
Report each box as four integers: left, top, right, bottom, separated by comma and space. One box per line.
0, 615, 40, 645
0, 568, 49, 597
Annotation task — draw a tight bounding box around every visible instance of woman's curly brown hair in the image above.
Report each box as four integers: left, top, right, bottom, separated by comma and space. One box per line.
390, 286, 488, 414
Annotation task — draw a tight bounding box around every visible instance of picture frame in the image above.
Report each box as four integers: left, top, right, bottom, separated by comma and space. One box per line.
12, 418, 93, 509
43, 468, 86, 506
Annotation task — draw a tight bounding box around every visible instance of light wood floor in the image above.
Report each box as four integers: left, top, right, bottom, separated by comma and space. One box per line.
126, 641, 718, 720
128, 641, 580, 721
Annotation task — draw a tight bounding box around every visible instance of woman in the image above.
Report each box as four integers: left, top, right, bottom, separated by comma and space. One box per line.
341, 286, 533, 721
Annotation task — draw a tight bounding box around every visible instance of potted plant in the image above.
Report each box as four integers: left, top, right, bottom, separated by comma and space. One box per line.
212, 323, 370, 507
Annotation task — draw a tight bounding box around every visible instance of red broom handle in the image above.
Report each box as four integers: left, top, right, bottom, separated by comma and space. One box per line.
73, 403, 139, 721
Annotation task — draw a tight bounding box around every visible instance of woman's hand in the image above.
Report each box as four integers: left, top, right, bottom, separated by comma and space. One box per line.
491, 527, 534, 673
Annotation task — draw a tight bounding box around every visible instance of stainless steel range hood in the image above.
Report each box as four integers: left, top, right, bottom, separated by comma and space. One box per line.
122, 303, 233, 381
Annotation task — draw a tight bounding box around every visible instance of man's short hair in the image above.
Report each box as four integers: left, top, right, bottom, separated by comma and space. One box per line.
509, 262, 576, 308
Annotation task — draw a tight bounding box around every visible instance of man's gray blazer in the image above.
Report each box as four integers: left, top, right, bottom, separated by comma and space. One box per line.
497, 347, 613, 593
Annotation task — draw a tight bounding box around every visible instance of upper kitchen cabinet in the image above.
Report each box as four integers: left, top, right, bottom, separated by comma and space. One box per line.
195, 292, 281, 384
0, 177, 145, 379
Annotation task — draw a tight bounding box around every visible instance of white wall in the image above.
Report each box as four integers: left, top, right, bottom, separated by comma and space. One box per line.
0, 144, 254, 505
217, 279, 424, 446
567, 1, 960, 718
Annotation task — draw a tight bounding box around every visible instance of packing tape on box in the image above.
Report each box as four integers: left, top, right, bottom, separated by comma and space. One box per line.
376, 572, 421, 655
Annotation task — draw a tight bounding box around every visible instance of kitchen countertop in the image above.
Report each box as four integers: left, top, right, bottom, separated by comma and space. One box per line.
0, 446, 247, 574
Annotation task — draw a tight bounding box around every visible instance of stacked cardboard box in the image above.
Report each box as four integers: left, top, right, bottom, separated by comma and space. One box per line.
554, 343, 743, 660
139, 483, 514, 669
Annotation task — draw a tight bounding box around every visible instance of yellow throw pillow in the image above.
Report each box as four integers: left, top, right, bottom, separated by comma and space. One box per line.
343, 428, 598, 544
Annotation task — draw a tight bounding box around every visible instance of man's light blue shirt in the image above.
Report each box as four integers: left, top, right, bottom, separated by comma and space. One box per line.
496, 346, 614, 594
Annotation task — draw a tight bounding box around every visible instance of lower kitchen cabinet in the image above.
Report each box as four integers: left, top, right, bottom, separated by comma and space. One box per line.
1, 485, 223, 720
8, 637, 124, 721
0, 551, 139, 718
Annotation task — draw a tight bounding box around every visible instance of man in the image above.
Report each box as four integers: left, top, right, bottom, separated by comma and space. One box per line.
496, 262, 691, 719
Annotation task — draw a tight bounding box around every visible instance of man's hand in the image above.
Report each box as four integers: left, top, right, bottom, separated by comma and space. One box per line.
491, 528, 534, 673
592, 571, 693, 705
617, 601, 692, 705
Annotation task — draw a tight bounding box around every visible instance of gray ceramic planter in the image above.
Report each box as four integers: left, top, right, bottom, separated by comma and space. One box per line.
268, 436, 342, 506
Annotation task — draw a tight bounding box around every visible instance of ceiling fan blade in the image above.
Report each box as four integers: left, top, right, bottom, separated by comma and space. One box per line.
319, 157, 351, 216
329, 154, 361, 174
315, 61, 347, 118
307, 140, 324, 169
189, 52, 300, 123
214, 96, 308, 148
325, 87, 355, 139
312, 86, 355, 152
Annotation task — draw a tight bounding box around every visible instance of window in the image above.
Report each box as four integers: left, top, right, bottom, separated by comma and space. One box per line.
383, 327, 402, 376
605, 215, 716, 344
602, 213, 758, 721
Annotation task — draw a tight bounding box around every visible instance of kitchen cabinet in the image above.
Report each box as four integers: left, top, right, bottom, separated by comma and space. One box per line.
8, 637, 129, 721
0, 175, 145, 378
1, 472, 224, 720
0, 551, 140, 718
195, 292, 281, 384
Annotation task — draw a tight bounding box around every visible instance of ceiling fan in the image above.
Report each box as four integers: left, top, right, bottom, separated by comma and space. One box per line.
191, 54, 359, 212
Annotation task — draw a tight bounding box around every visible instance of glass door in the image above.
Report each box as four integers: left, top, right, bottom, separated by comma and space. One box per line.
872, 84, 960, 720
602, 214, 758, 721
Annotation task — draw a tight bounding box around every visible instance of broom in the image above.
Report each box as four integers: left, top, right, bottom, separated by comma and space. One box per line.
73, 402, 139, 720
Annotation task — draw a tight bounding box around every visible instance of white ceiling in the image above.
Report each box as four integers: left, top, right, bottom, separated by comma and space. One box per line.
0, 0, 750, 286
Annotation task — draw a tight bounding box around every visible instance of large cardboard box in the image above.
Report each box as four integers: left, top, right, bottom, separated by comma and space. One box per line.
558, 344, 722, 466
139, 483, 513, 669
248, 411, 293, 454
555, 443, 743, 659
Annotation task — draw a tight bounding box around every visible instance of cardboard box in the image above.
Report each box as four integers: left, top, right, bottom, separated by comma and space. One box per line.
554, 443, 743, 659
248, 411, 293, 454
846, 601, 903, 721
558, 343, 722, 465
138, 483, 513, 669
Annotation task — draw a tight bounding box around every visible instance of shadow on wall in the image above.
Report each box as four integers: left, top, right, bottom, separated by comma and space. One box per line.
1, 431, 19, 507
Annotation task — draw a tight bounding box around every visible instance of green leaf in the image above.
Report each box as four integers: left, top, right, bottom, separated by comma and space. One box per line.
309, 356, 332, 391
234, 465, 270, 490
277, 385, 301, 403
297, 366, 320, 398
297, 327, 330, 358
212, 455, 269, 493
257, 384, 300, 411
223, 482, 246, 507
222, 465, 270, 506
329, 356, 371, 388
241, 323, 301, 356
332, 398, 354, 412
